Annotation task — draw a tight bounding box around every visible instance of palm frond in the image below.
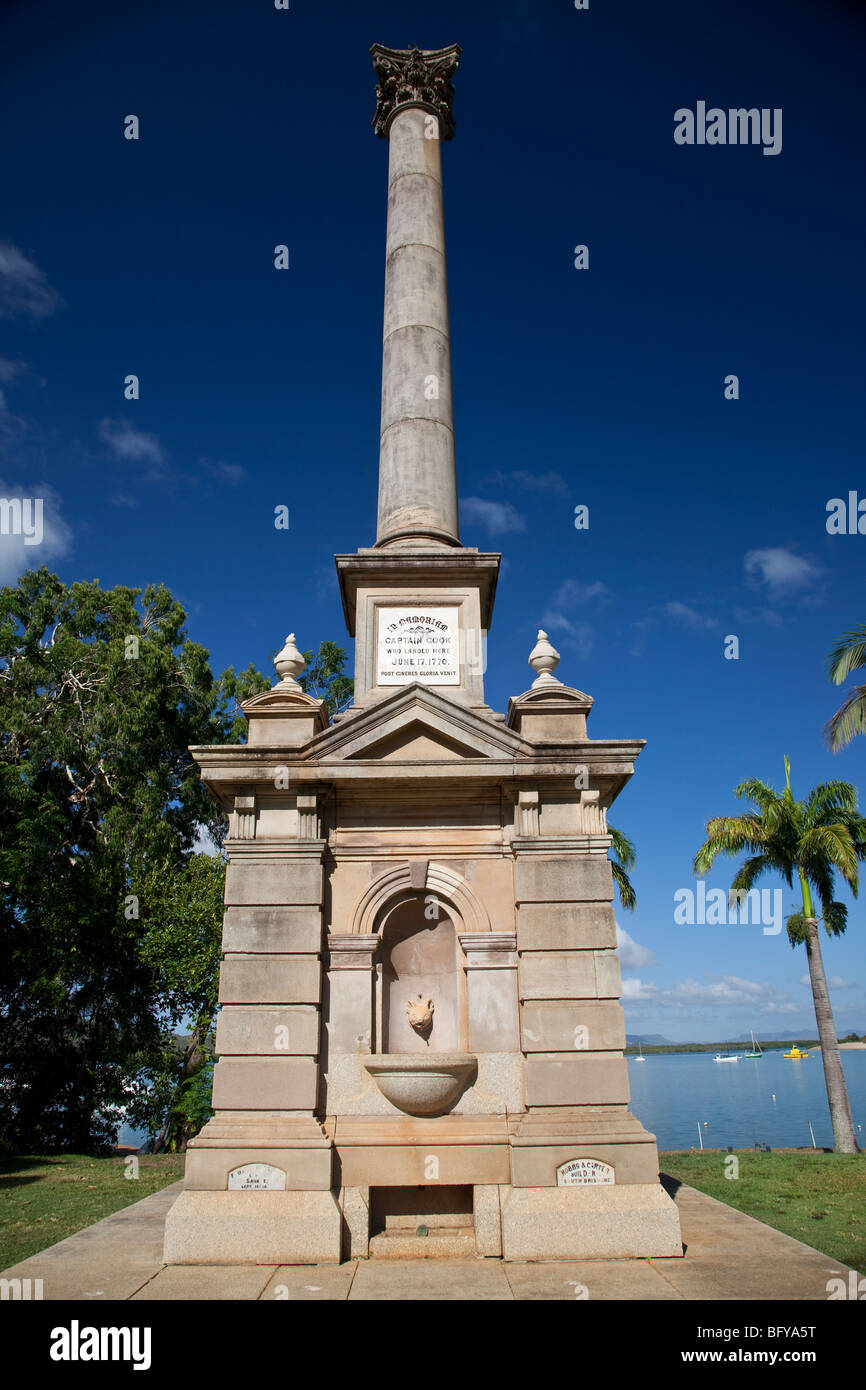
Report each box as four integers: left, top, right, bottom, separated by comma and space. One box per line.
799, 824, 860, 891
607, 825, 635, 871
826, 623, 866, 684
693, 815, 767, 875
805, 780, 859, 819
824, 685, 866, 752
611, 859, 636, 912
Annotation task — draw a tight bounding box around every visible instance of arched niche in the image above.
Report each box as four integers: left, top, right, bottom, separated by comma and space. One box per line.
377, 896, 463, 1053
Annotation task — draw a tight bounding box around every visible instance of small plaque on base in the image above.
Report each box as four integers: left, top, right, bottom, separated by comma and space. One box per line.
227, 1163, 287, 1191
556, 1158, 615, 1186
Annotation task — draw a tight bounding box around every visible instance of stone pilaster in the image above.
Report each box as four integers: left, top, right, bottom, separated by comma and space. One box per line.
164, 799, 341, 1263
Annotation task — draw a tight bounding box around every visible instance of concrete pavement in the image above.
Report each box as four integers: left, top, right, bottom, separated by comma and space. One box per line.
0, 1176, 857, 1300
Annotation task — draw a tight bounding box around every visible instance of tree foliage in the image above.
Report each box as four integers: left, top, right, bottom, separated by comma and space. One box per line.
0, 569, 262, 1152
299, 639, 353, 717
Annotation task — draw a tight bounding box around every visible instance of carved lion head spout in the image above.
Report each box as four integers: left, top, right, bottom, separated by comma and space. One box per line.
407, 994, 434, 1040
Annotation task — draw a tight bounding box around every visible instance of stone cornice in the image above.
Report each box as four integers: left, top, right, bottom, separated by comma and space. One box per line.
371, 43, 461, 141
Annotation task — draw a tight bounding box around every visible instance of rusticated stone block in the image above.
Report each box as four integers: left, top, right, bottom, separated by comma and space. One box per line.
215, 1005, 320, 1057
163, 1190, 342, 1264
524, 1055, 630, 1106
520, 1000, 627, 1053
510, 1141, 659, 1188
514, 856, 613, 905
501, 1185, 683, 1260
211, 1057, 318, 1110
337, 1144, 509, 1188
594, 949, 623, 998
222, 907, 322, 954
516, 902, 616, 951
518, 953, 596, 1001
183, 1144, 332, 1191
225, 857, 324, 907
218, 955, 321, 1005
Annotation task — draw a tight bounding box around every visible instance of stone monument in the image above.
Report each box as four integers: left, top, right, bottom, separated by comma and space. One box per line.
163, 43, 682, 1264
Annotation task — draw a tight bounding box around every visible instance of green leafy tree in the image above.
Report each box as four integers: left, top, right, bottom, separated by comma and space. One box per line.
126, 853, 225, 1150
0, 568, 263, 1152
693, 757, 865, 1154
298, 640, 353, 718
825, 623, 866, 751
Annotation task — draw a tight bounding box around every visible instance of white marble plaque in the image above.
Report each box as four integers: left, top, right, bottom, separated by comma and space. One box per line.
377, 607, 460, 685
227, 1163, 287, 1191
556, 1158, 615, 1187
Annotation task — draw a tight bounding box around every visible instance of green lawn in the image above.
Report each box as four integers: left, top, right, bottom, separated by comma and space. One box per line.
0, 1153, 184, 1270
660, 1149, 866, 1275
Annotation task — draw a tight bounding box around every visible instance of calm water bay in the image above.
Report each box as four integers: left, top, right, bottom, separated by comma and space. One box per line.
627, 1049, 866, 1151
118, 1051, 866, 1152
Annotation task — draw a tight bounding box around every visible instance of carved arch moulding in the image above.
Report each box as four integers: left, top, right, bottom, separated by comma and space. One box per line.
346, 861, 491, 936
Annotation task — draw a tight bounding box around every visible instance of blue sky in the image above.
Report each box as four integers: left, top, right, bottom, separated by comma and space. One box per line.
1, 0, 865, 1041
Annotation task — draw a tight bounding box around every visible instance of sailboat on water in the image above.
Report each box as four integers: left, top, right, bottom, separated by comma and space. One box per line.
745, 1030, 763, 1059
634, 1042, 646, 1062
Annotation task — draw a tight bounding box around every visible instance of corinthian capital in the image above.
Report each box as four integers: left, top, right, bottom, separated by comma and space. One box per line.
370, 43, 461, 141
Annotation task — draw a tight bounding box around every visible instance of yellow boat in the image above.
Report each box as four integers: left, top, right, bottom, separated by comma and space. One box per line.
783, 1046, 809, 1059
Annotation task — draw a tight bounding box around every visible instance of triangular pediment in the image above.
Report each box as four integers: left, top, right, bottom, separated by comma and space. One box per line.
311, 683, 533, 763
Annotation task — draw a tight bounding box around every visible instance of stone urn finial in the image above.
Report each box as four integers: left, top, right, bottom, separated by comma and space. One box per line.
407, 994, 434, 1041
274, 633, 305, 688
528, 629, 561, 687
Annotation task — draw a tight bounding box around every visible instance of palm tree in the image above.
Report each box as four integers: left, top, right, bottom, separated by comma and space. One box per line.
693, 758, 864, 1154
825, 622, 866, 751
608, 826, 636, 911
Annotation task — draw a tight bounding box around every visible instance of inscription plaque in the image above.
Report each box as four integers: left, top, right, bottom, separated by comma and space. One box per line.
227, 1162, 287, 1191
556, 1158, 615, 1186
377, 606, 460, 685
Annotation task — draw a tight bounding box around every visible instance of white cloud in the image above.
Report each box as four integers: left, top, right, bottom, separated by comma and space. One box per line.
621, 978, 660, 1001
541, 577, 609, 645
0, 357, 27, 384
744, 547, 822, 596
0, 241, 62, 319
616, 925, 659, 971
799, 973, 857, 990
0, 480, 73, 582
205, 460, 245, 486
664, 601, 717, 630
623, 973, 798, 1013
98, 418, 165, 467
459, 496, 526, 534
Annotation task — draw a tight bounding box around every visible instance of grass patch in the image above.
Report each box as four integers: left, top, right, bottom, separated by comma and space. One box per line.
0, 1153, 184, 1270
660, 1148, 866, 1275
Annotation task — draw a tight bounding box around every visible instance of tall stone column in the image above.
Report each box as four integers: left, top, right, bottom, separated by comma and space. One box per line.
372, 44, 461, 549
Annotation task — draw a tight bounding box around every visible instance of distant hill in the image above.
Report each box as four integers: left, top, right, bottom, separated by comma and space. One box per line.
732, 1030, 865, 1043
626, 1034, 674, 1045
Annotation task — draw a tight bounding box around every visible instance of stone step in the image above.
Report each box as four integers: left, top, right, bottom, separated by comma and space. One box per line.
368, 1227, 477, 1260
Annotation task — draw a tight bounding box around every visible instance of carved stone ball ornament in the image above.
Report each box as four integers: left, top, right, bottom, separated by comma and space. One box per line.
407, 994, 435, 1037
371, 43, 461, 141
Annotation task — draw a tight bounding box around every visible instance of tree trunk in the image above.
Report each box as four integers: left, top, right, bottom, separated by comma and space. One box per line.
803, 913, 858, 1153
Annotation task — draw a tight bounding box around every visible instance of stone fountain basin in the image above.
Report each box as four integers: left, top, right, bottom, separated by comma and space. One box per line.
363, 1053, 477, 1116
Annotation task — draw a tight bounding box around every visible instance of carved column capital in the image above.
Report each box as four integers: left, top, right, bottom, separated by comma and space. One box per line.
328, 934, 379, 970
371, 43, 460, 140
